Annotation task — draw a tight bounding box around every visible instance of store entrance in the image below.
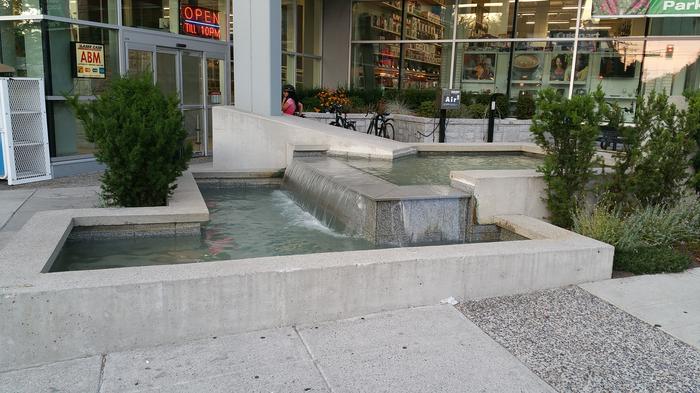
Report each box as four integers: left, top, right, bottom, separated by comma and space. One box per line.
126, 43, 225, 156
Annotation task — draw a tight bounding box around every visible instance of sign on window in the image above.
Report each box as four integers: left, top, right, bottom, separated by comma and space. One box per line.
73, 43, 105, 79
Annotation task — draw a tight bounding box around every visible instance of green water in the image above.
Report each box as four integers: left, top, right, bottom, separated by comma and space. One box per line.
50, 187, 376, 272
338, 152, 542, 185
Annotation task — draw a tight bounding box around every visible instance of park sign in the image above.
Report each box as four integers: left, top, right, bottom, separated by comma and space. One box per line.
72, 43, 105, 79
592, 0, 700, 17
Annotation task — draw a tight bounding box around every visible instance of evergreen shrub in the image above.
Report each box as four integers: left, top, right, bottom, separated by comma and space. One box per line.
67, 74, 192, 207
530, 88, 603, 228
515, 94, 536, 119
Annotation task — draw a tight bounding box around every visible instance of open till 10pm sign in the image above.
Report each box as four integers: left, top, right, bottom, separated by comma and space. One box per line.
72, 43, 105, 79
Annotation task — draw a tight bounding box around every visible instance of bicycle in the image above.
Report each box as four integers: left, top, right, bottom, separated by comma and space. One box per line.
328, 104, 356, 131
366, 111, 394, 140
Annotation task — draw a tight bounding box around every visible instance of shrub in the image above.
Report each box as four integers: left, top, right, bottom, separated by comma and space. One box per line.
530, 88, 604, 228
398, 88, 439, 110
494, 94, 509, 118
614, 247, 691, 275
685, 90, 700, 193
515, 94, 536, 119
348, 95, 366, 112
385, 99, 414, 115
417, 100, 437, 118
301, 96, 322, 112
317, 88, 352, 112
465, 103, 487, 119
602, 91, 695, 208
67, 74, 191, 207
573, 195, 700, 274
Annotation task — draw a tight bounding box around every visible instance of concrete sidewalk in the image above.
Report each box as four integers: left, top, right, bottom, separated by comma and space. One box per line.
0, 306, 555, 393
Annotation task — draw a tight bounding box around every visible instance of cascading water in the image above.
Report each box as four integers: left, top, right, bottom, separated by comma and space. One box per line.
282, 156, 470, 246
282, 158, 372, 238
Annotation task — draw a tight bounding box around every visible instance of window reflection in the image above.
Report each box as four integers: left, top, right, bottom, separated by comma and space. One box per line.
454, 42, 510, 93
515, 0, 579, 38
457, 0, 514, 39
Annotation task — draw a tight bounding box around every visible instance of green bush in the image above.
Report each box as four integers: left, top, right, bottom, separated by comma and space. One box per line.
573, 195, 700, 274
685, 90, 700, 193
494, 94, 509, 118
614, 247, 691, 275
531, 88, 604, 228
301, 96, 321, 112
397, 89, 439, 110
67, 74, 191, 207
417, 100, 437, 118
515, 94, 536, 119
602, 91, 695, 209
348, 95, 366, 112
466, 103, 487, 119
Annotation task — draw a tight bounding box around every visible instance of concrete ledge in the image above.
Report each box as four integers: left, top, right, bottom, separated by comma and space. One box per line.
450, 169, 548, 224
0, 172, 208, 280
0, 213, 613, 371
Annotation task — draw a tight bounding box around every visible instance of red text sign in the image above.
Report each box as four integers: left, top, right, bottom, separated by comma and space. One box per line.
180, 5, 221, 40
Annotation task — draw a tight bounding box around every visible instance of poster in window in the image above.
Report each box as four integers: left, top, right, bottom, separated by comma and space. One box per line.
463, 54, 496, 80
73, 43, 105, 79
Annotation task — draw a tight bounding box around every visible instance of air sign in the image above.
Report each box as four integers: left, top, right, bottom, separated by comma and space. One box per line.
73, 43, 105, 79
180, 5, 221, 40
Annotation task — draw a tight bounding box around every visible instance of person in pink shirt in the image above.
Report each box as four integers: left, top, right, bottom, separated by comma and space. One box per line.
282, 85, 303, 116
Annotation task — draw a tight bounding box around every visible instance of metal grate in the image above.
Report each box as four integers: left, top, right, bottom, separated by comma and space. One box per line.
0, 78, 51, 185
8, 79, 43, 113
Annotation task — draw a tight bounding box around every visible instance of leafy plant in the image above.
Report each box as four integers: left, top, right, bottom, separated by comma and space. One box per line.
602, 91, 695, 209
385, 99, 414, 115
685, 90, 700, 193
614, 247, 691, 275
515, 94, 536, 119
66, 74, 191, 207
465, 103, 487, 119
530, 88, 604, 228
573, 195, 700, 274
316, 88, 352, 112
417, 100, 438, 118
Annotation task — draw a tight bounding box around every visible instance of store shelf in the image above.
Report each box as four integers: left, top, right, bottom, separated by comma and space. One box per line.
374, 52, 400, 59
379, 1, 402, 12
511, 80, 544, 84
407, 12, 445, 27
371, 26, 401, 36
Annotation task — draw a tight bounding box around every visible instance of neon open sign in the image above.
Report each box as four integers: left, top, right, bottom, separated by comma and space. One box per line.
180, 5, 221, 40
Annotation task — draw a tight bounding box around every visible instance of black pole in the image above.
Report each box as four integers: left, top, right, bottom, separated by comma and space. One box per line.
487, 94, 496, 143
439, 109, 446, 143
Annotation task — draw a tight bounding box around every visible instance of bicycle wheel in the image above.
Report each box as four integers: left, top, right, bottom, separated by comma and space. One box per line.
383, 122, 395, 140
329, 121, 339, 127
347, 123, 356, 131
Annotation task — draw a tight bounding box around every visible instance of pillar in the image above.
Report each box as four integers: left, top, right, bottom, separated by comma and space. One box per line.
233, 0, 282, 116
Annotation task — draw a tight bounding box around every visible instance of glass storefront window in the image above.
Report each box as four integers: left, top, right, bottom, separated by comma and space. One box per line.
122, 0, 227, 41
580, 18, 646, 38
454, 41, 510, 93
575, 40, 643, 109
404, 0, 455, 40
352, 42, 401, 89
207, 58, 225, 105
0, 0, 40, 16
640, 40, 700, 96
298, 0, 322, 56
509, 41, 576, 101
648, 17, 700, 36
515, 0, 579, 38
47, 21, 119, 96
456, 0, 514, 39
401, 42, 451, 89
352, 1, 403, 41
0, 21, 43, 77
182, 51, 203, 105
47, 0, 117, 24
50, 101, 95, 157
128, 49, 153, 75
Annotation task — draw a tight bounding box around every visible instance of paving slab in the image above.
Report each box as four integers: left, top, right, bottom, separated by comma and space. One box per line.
580, 268, 700, 349
457, 286, 700, 393
0, 356, 102, 393
1, 186, 100, 231
0, 189, 34, 230
298, 305, 555, 393
99, 327, 327, 393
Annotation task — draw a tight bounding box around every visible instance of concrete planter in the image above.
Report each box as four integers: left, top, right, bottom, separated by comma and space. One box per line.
302, 112, 533, 144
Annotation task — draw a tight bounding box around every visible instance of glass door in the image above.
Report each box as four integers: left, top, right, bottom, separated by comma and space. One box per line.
180, 51, 205, 156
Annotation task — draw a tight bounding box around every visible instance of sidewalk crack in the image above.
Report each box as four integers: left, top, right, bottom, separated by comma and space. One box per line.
293, 326, 334, 393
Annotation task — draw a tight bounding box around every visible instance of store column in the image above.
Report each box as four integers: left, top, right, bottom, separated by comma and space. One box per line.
233, 0, 281, 116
